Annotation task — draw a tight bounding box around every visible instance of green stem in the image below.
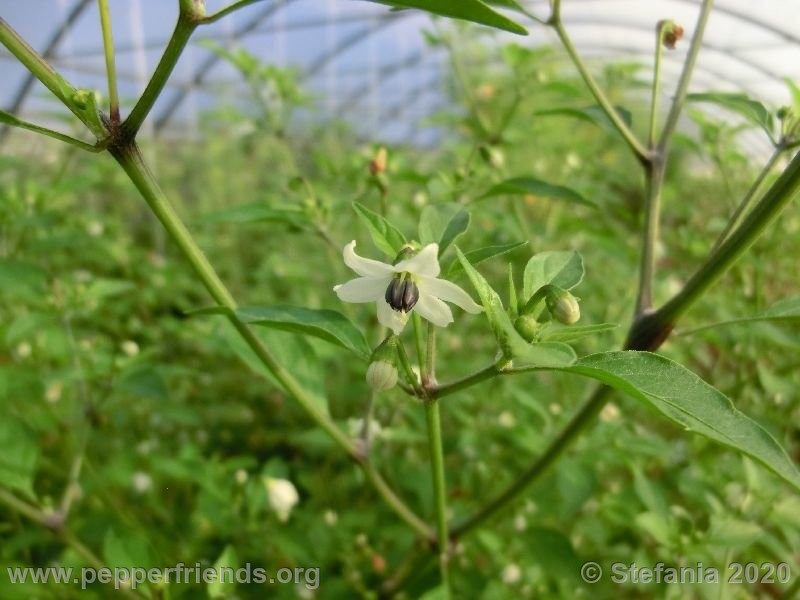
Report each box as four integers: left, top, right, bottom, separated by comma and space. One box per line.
424, 400, 451, 595
549, 8, 648, 163
712, 145, 784, 250
397, 340, 424, 397
656, 147, 800, 326
656, 0, 715, 153
110, 142, 428, 536
0, 110, 103, 152
648, 22, 667, 147
0, 488, 48, 525
452, 386, 611, 538
199, 0, 264, 24
0, 18, 79, 117
361, 461, 434, 541
412, 313, 426, 377
97, 0, 119, 122
635, 159, 666, 314
424, 321, 436, 384
122, 15, 196, 137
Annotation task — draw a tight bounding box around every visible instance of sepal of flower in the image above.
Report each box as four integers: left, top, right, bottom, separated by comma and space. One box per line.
333, 240, 482, 334
366, 336, 399, 393
545, 287, 581, 325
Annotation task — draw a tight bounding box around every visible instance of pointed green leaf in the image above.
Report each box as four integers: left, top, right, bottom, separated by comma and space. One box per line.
366, 0, 528, 35
535, 105, 633, 135
446, 241, 528, 277
353, 201, 407, 256
479, 177, 596, 209
418, 203, 471, 256
566, 351, 800, 492
680, 296, 800, 335
687, 92, 774, 137
542, 322, 618, 343
455, 247, 576, 367
0, 417, 38, 499
230, 306, 371, 359
200, 202, 309, 228
208, 546, 239, 599
523, 251, 584, 299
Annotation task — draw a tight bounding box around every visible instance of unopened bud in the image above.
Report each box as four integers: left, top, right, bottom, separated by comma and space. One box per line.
659, 20, 684, 50
514, 315, 540, 342
369, 147, 388, 176
545, 287, 580, 325
366, 336, 399, 392
366, 361, 398, 392
480, 145, 505, 170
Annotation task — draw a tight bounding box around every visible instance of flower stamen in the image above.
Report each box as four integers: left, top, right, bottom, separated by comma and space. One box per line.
385, 275, 419, 313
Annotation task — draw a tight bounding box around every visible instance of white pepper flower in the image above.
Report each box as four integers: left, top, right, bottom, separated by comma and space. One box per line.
333, 241, 482, 334
264, 477, 299, 522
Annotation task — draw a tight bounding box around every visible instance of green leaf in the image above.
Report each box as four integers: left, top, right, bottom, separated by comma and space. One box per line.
455, 247, 576, 367
687, 92, 775, 137
0, 417, 39, 499
193, 305, 370, 359
353, 201, 407, 256
541, 322, 618, 343
446, 241, 528, 277
523, 251, 584, 299
535, 105, 633, 135
238, 306, 371, 359
566, 352, 800, 492
208, 545, 239, 599
216, 321, 329, 415
103, 528, 154, 572
418, 203, 471, 256
479, 177, 596, 208
680, 296, 800, 335
366, 0, 528, 35
200, 202, 309, 228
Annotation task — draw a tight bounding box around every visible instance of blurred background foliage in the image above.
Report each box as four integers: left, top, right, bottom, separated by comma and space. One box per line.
1, 24, 799, 599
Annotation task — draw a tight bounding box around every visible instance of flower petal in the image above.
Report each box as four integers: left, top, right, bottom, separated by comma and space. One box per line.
334, 277, 389, 303
377, 300, 409, 334
394, 243, 440, 277
414, 295, 453, 328
343, 240, 394, 278
419, 277, 483, 314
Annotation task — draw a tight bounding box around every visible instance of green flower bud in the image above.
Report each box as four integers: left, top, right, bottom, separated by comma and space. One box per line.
545, 287, 580, 325
514, 315, 540, 342
366, 337, 399, 392
366, 361, 398, 392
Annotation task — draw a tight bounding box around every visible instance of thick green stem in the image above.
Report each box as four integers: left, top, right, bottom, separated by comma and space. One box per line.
424, 400, 451, 595
636, 159, 666, 314
122, 16, 196, 137
97, 0, 119, 122
712, 146, 784, 250
656, 147, 800, 325
0, 18, 78, 116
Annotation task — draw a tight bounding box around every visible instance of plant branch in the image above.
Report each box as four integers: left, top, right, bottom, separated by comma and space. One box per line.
0, 110, 104, 151
109, 142, 429, 538
648, 22, 668, 147
122, 15, 196, 137
711, 145, 784, 250
635, 158, 666, 314
199, 0, 265, 25
424, 400, 451, 594
97, 0, 119, 122
548, 6, 649, 163
656, 0, 715, 154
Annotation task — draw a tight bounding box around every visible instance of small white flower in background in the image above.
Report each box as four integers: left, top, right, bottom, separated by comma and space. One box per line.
264, 477, 299, 522
501, 563, 522, 585
514, 514, 527, 532
324, 509, 338, 526
600, 402, 620, 422
497, 411, 516, 428
132, 471, 152, 494
549, 403, 562, 416
334, 241, 482, 334
121, 340, 140, 357
86, 221, 104, 237
15, 342, 32, 358
347, 418, 383, 440
234, 469, 249, 485
45, 382, 63, 404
